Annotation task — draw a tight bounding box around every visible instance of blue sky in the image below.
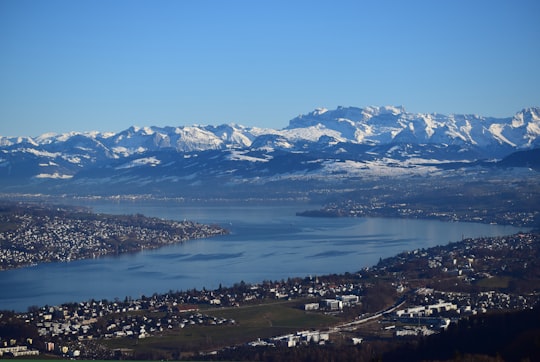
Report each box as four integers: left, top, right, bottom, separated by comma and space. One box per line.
1, 0, 539, 137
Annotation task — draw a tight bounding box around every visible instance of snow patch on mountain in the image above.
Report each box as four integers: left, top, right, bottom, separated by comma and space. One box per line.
0, 136, 39, 147
35, 172, 73, 179
63, 156, 84, 164
250, 134, 295, 151
111, 147, 131, 157
489, 124, 516, 147
280, 124, 346, 143
116, 156, 161, 169
526, 122, 540, 145
173, 127, 224, 151
39, 161, 58, 167
205, 124, 254, 148
228, 150, 271, 163
21, 148, 61, 158
298, 157, 443, 180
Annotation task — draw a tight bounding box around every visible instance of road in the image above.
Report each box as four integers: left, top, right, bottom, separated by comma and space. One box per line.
335, 296, 407, 332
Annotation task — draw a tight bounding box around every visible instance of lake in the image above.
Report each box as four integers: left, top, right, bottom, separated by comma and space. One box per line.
0, 201, 525, 312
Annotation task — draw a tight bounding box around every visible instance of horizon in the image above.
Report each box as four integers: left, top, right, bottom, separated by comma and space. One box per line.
1, 1, 539, 137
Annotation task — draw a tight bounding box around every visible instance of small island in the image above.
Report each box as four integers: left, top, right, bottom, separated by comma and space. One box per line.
0, 201, 228, 270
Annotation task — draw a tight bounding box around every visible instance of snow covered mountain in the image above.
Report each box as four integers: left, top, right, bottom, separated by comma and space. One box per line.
287, 106, 540, 149
0, 106, 539, 196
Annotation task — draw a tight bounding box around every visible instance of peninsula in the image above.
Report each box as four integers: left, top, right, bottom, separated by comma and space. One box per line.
0, 201, 228, 270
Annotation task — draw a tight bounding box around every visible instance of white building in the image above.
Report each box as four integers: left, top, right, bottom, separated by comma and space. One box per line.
304, 302, 319, 311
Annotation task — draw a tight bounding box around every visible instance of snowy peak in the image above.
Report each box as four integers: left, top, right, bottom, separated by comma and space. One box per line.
0, 105, 539, 194
514, 107, 540, 123
510, 107, 540, 146
284, 106, 540, 150
204, 124, 255, 148
1, 106, 539, 155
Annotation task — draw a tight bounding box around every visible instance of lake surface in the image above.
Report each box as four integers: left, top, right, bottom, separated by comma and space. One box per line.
0, 201, 525, 312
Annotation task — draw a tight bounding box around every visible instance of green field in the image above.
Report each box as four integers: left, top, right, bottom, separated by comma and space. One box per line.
101, 299, 341, 358
475, 276, 513, 289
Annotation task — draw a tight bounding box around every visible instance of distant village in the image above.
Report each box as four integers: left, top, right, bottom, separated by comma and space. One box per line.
298, 199, 539, 227
0, 202, 228, 270
1, 230, 538, 359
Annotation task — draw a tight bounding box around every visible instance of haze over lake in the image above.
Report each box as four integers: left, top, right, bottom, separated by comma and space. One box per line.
0, 202, 525, 312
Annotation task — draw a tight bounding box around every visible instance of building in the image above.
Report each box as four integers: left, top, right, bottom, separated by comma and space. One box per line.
0, 346, 39, 357
321, 299, 343, 311
304, 302, 319, 311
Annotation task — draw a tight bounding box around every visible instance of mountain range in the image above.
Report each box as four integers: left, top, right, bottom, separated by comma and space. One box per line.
1, 106, 539, 197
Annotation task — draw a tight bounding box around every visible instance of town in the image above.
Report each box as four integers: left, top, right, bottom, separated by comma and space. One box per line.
298, 198, 539, 227
1, 230, 538, 360
297, 174, 540, 228
0, 202, 228, 270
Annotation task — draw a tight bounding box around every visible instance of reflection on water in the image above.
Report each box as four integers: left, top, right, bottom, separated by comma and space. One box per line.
0, 201, 525, 312
184, 252, 244, 261
308, 250, 356, 258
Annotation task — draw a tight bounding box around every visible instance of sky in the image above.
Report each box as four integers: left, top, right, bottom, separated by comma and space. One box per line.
1, 0, 539, 137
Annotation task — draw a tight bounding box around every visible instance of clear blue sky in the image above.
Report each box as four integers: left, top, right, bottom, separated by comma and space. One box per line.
1, 0, 539, 137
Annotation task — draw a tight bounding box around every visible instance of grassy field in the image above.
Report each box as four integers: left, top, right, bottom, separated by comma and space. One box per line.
475, 276, 513, 289
101, 299, 341, 357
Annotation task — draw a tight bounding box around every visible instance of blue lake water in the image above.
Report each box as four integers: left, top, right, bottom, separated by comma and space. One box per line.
0, 201, 525, 312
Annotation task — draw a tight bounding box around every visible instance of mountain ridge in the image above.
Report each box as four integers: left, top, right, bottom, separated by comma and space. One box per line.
2, 106, 539, 151
1, 106, 539, 196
